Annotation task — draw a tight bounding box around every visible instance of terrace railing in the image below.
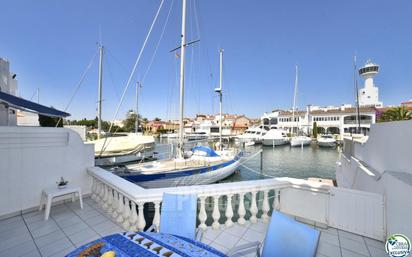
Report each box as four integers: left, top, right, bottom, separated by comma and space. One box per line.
87, 167, 385, 241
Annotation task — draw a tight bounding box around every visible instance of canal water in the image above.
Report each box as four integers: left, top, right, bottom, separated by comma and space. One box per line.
156, 139, 339, 183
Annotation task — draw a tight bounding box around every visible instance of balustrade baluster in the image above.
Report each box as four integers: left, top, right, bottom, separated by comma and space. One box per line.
129, 202, 138, 231
237, 193, 246, 225
153, 201, 161, 231
198, 197, 207, 230
137, 203, 146, 231
273, 189, 280, 210
212, 195, 220, 230
250, 191, 258, 223
225, 194, 234, 228
96, 182, 102, 202
102, 184, 109, 209
106, 187, 113, 214
261, 190, 270, 223
91, 179, 97, 201
111, 190, 119, 219
122, 197, 131, 229
116, 193, 125, 223
98, 183, 105, 208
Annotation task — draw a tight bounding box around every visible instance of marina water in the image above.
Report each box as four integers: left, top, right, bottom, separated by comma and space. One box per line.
152, 138, 339, 187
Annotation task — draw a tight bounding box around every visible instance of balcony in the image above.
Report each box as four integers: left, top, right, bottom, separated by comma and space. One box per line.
0, 195, 385, 257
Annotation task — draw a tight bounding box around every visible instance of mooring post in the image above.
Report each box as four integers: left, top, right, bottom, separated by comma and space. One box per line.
260, 150, 263, 172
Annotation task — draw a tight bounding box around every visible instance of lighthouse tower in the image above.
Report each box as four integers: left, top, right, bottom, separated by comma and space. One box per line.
358, 60, 383, 107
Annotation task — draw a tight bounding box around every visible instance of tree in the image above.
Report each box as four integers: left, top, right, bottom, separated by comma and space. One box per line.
39, 115, 63, 127
379, 107, 412, 122
123, 110, 144, 132
312, 122, 318, 138
154, 117, 161, 121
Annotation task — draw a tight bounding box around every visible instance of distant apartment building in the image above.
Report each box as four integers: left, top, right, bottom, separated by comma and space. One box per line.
261, 60, 386, 137
262, 105, 377, 137
401, 100, 412, 108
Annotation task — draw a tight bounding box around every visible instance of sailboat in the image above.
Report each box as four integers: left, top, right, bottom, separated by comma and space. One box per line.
87, 44, 155, 166
290, 65, 311, 147
113, 1, 242, 188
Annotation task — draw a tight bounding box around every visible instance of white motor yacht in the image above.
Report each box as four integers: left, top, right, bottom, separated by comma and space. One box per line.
237, 126, 266, 144
317, 134, 336, 147
262, 128, 290, 146
290, 135, 312, 147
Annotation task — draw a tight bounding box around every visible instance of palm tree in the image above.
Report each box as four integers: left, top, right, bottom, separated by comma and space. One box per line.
378, 107, 412, 122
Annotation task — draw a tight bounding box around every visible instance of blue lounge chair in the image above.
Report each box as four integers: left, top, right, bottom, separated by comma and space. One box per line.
147, 193, 201, 241
228, 211, 320, 257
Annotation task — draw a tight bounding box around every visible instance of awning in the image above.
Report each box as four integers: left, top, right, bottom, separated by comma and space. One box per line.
0, 91, 70, 118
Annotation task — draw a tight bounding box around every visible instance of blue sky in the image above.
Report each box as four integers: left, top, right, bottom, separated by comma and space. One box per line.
1, 0, 411, 120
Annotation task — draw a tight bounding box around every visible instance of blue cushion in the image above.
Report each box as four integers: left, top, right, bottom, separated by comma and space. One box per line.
159, 193, 197, 240
261, 211, 320, 257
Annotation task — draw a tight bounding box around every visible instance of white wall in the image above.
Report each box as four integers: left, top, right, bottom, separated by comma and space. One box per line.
337, 120, 412, 240
0, 126, 95, 217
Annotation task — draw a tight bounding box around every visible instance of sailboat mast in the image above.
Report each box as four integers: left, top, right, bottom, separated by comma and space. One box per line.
178, 0, 187, 158
353, 55, 361, 134
97, 44, 104, 139
292, 65, 298, 134
219, 49, 224, 150
135, 82, 140, 134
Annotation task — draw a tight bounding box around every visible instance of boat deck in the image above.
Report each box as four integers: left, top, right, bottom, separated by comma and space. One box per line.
0, 197, 386, 257
125, 157, 230, 174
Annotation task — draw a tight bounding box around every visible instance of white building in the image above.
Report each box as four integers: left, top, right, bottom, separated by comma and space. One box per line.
262, 105, 377, 138
358, 60, 383, 107
0, 58, 18, 126
261, 60, 384, 138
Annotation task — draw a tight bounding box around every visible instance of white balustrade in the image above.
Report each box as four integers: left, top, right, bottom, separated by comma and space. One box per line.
225, 194, 234, 228
87, 167, 332, 233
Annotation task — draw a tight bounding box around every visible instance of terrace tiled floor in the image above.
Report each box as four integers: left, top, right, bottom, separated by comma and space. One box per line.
0, 197, 386, 257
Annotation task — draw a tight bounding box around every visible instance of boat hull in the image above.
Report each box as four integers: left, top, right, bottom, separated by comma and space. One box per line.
317, 141, 336, 147
290, 137, 312, 147
118, 154, 242, 188
262, 139, 289, 146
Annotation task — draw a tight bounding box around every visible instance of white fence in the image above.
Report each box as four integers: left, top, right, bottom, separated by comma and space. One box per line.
88, 167, 386, 241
